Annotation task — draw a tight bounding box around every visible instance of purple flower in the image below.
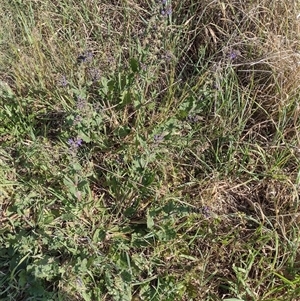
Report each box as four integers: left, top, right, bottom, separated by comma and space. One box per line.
73, 115, 83, 126
88, 68, 101, 82
77, 50, 93, 63
68, 137, 83, 149
202, 206, 211, 218
166, 6, 172, 15
162, 5, 172, 16
57, 75, 68, 87
229, 52, 237, 60
228, 50, 240, 60
154, 134, 164, 143
187, 114, 199, 124
76, 96, 86, 110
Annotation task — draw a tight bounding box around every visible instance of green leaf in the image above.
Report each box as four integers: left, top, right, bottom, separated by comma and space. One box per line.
77, 130, 91, 143
0, 80, 14, 98
120, 90, 132, 105
129, 57, 139, 72
147, 210, 154, 229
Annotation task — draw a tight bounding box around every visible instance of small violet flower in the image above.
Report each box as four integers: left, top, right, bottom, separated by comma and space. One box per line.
88, 67, 101, 82
161, 5, 172, 16
202, 206, 211, 218
77, 50, 93, 64
73, 115, 83, 126
228, 49, 240, 60
68, 137, 83, 149
187, 114, 199, 124
76, 96, 87, 110
154, 134, 164, 143
57, 75, 68, 87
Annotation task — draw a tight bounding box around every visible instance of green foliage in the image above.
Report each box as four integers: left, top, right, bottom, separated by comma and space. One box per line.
1, 0, 300, 300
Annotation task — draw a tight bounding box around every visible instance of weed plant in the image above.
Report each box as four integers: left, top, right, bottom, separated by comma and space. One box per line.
1, 0, 300, 300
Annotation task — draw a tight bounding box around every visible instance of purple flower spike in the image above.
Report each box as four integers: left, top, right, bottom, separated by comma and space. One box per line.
57, 75, 68, 87
75, 138, 83, 146
229, 52, 237, 60
88, 68, 101, 82
165, 6, 172, 15
77, 50, 94, 64
73, 115, 82, 125
162, 3, 172, 16
228, 49, 240, 60
202, 206, 211, 218
76, 96, 87, 110
187, 114, 199, 124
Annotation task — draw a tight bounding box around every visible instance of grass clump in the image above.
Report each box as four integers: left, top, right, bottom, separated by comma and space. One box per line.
1, 0, 300, 300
